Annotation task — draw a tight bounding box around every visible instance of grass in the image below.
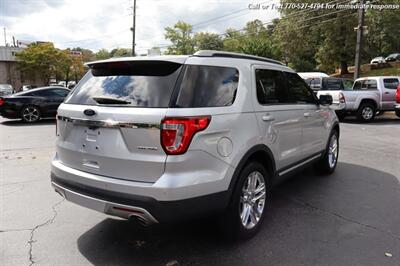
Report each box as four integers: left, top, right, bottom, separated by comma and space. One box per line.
360, 66, 400, 77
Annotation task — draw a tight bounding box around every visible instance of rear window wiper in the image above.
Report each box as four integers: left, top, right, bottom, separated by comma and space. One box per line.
91, 96, 131, 105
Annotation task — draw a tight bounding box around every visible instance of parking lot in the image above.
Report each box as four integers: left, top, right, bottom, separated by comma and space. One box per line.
1, 114, 400, 266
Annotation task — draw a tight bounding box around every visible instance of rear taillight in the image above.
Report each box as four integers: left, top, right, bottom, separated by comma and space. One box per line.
161, 116, 211, 155
339, 92, 346, 104
0, 97, 5, 106
396, 84, 400, 103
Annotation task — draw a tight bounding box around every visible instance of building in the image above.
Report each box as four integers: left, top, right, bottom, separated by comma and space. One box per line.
0, 46, 44, 91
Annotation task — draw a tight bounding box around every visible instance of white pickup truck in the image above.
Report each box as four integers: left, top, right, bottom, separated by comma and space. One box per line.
303, 76, 351, 117
308, 76, 400, 122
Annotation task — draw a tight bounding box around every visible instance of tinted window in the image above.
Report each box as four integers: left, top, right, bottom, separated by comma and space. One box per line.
52, 89, 69, 97
353, 80, 378, 90
285, 73, 317, 104
66, 61, 182, 107
32, 89, 56, 97
255, 69, 289, 104
173, 65, 238, 108
324, 79, 342, 90
383, 78, 399, 89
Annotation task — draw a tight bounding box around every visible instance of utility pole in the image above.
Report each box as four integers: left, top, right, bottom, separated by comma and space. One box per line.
354, 0, 365, 79
131, 0, 136, 56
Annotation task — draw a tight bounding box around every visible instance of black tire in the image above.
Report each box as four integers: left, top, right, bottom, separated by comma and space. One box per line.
20, 105, 41, 123
219, 161, 270, 240
356, 103, 376, 122
314, 130, 339, 175
395, 110, 400, 118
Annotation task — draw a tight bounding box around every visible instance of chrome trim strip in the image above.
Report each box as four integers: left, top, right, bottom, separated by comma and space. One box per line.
51, 181, 159, 224
278, 154, 322, 176
57, 115, 160, 129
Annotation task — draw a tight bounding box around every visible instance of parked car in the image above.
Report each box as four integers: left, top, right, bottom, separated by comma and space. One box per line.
21, 85, 35, 91
385, 53, 400, 62
0, 84, 14, 96
304, 77, 351, 116
338, 76, 400, 121
370, 56, 386, 64
395, 84, 400, 117
51, 50, 339, 239
0, 86, 70, 122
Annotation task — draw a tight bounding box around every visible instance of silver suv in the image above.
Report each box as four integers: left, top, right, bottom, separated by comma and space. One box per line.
51, 51, 339, 239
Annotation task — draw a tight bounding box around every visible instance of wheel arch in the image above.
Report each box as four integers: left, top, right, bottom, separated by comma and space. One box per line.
359, 98, 378, 109
228, 144, 276, 197
332, 122, 340, 138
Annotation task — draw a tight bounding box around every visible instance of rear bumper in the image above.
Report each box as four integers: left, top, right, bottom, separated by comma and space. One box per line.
51, 158, 232, 223
0, 108, 19, 119
51, 173, 230, 223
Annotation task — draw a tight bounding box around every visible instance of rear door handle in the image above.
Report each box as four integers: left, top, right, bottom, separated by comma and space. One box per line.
262, 114, 275, 122
304, 112, 311, 118
384, 92, 390, 94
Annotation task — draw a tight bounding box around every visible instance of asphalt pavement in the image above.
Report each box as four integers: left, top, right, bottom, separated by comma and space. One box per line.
1, 114, 400, 266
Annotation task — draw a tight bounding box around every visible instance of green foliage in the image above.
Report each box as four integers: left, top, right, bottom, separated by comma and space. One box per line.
164, 21, 195, 55
95, 48, 111, 60
16, 42, 87, 84
16, 42, 68, 84
194, 32, 223, 50
364, 0, 400, 60
71, 47, 96, 62
222, 28, 243, 52
110, 48, 132, 57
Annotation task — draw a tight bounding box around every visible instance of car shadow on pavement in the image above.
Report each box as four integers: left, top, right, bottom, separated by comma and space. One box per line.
77, 162, 400, 265
341, 113, 399, 125
0, 118, 56, 126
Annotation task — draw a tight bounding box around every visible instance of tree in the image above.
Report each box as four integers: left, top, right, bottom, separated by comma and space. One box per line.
194, 32, 223, 50
238, 20, 279, 59
72, 47, 95, 62
364, 1, 400, 60
16, 42, 67, 84
110, 48, 132, 57
54, 50, 73, 84
315, 14, 357, 74
95, 48, 111, 60
70, 57, 86, 82
222, 28, 243, 52
164, 21, 195, 55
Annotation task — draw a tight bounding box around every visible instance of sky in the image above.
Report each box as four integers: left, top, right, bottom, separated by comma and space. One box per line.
0, 0, 280, 54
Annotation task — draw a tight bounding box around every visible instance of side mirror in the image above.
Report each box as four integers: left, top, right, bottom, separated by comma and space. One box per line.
319, 94, 333, 106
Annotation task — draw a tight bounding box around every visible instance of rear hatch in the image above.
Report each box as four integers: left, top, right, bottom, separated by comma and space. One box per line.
56, 59, 184, 183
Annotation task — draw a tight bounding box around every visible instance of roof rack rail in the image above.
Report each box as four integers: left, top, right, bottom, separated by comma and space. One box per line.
193, 50, 285, 66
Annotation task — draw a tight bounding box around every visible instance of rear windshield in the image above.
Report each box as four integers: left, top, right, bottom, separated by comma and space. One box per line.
65, 61, 182, 108
65, 62, 239, 108
323, 79, 342, 90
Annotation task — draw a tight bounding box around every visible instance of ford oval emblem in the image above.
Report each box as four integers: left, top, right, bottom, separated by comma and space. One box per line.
83, 109, 96, 116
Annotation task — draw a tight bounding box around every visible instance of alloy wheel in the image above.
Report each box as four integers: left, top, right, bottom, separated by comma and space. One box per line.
22, 107, 39, 122
239, 171, 266, 229
328, 134, 338, 169
362, 107, 374, 120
